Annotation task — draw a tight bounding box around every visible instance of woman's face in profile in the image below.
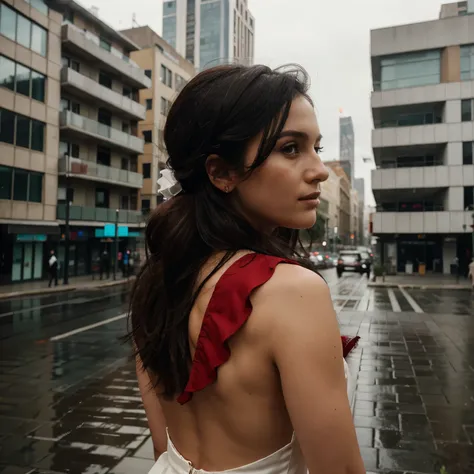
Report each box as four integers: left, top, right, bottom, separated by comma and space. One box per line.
234, 95, 329, 231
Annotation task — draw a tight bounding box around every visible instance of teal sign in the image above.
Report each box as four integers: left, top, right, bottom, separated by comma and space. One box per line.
17, 234, 47, 242
96, 225, 129, 238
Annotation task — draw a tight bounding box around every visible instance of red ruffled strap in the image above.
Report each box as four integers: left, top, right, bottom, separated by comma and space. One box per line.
341, 335, 360, 358
177, 254, 298, 404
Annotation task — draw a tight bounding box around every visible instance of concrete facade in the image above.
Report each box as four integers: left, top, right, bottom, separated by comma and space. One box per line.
371, 5, 474, 274
121, 26, 195, 212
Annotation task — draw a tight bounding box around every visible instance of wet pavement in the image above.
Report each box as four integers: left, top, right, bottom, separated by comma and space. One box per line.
1, 272, 474, 473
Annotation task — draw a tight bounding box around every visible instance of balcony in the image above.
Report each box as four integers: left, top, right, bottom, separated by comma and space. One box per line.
60, 110, 144, 155
61, 23, 151, 89
58, 156, 143, 189
61, 68, 146, 121
372, 124, 454, 149
57, 205, 144, 225
372, 210, 474, 235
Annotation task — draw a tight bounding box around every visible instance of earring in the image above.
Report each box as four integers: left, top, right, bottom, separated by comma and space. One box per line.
224, 185, 230, 193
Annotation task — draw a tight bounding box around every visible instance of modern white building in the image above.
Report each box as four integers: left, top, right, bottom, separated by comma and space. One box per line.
371, 2, 474, 275
162, 0, 254, 70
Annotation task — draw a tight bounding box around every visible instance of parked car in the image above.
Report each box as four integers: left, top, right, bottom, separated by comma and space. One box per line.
309, 252, 326, 269
336, 250, 371, 278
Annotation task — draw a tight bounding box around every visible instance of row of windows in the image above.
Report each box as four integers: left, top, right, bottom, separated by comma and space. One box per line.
0, 3, 47, 57
0, 55, 46, 102
25, 0, 48, 16
0, 166, 43, 203
0, 108, 45, 152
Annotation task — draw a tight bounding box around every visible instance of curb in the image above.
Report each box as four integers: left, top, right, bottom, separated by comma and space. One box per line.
0, 278, 135, 301
368, 283, 471, 291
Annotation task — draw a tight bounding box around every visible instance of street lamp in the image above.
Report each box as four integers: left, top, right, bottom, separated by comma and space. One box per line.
113, 208, 119, 281
63, 153, 71, 285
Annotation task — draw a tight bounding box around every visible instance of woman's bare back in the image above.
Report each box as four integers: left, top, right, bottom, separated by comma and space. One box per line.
156, 252, 294, 471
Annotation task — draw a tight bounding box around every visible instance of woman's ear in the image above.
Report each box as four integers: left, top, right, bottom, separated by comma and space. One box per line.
205, 154, 239, 193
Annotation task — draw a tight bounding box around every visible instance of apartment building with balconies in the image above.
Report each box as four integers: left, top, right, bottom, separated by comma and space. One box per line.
371, 4, 474, 275
0, 0, 62, 284
49, 0, 151, 278
121, 26, 195, 214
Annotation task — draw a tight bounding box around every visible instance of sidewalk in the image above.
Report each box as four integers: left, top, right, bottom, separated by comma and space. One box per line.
0, 274, 135, 300
368, 273, 472, 290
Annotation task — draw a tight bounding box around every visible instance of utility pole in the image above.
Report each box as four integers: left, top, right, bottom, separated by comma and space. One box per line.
63, 154, 71, 285
113, 209, 119, 281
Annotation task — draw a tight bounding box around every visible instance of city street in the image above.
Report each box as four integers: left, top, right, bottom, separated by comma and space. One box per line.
1, 272, 474, 474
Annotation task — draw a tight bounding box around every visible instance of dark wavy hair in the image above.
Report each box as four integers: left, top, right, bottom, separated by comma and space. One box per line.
128, 64, 312, 399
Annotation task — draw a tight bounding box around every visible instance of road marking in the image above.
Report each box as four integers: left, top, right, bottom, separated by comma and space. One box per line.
337, 275, 365, 314
50, 313, 127, 341
399, 287, 424, 313
388, 289, 401, 312
367, 289, 375, 312
357, 289, 370, 311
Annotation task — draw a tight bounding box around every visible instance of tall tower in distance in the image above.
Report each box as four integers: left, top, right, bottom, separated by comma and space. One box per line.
339, 112, 355, 185
162, 0, 255, 70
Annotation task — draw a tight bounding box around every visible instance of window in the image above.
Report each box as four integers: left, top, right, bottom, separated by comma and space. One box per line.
463, 142, 473, 165
31, 70, 45, 102
160, 97, 171, 116
0, 166, 12, 199
462, 100, 472, 122
146, 99, 153, 110
465, 187, 474, 210
28, 172, 42, 202
0, 55, 15, 91
0, 57, 46, 102
0, 108, 14, 144
141, 199, 151, 212
31, 120, 44, 152
175, 74, 186, 93
145, 69, 152, 79
95, 188, 109, 208
97, 146, 111, 167
160, 65, 173, 87
379, 50, 441, 91
99, 70, 112, 89
143, 163, 151, 178
120, 195, 129, 210
98, 108, 112, 126
16, 115, 30, 148
122, 122, 130, 133
64, 8, 74, 23
99, 37, 111, 52
15, 64, 31, 97
121, 157, 129, 170
31, 23, 47, 56
143, 130, 152, 143
0, 5, 48, 56
13, 169, 28, 201
26, 0, 49, 16
16, 14, 31, 49
0, 4, 16, 41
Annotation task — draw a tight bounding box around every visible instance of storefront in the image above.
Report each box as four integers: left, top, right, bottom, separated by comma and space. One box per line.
0, 223, 60, 285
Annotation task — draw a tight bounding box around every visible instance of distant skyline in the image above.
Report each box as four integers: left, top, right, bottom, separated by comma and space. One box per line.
82, 0, 443, 205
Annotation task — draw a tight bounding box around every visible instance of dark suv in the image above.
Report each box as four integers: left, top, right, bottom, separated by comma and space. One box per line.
337, 250, 371, 278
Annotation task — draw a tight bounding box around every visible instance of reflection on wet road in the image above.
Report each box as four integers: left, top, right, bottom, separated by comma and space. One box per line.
1, 273, 474, 473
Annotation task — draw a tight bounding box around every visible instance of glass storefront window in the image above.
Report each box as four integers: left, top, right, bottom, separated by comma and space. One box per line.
31, 23, 47, 56
23, 243, 33, 280
12, 244, 22, 282
15, 64, 31, 97
16, 14, 31, 49
0, 4, 16, 41
0, 55, 15, 90
33, 242, 43, 279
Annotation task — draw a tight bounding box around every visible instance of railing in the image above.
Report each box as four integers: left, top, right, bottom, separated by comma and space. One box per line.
377, 114, 442, 129
57, 205, 144, 224
60, 110, 144, 154
60, 68, 145, 120
62, 21, 141, 69
376, 204, 445, 212
58, 156, 143, 188
376, 158, 444, 169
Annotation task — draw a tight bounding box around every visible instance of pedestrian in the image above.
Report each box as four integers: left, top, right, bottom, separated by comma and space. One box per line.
123, 250, 129, 278
127, 65, 364, 474
100, 249, 110, 280
48, 250, 58, 288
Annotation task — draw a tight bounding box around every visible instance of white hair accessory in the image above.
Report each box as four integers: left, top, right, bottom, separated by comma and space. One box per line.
157, 168, 183, 200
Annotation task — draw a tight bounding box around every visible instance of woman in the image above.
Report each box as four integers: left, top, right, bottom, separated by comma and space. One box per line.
129, 64, 365, 474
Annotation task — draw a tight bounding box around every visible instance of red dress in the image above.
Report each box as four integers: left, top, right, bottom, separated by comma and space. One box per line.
177, 253, 360, 405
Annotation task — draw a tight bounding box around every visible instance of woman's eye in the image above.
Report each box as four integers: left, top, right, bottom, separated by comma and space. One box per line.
281, 143, 299, 156
315, 146, 324, 154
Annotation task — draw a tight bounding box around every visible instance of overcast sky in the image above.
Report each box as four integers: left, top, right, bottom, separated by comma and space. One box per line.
81, 0, 442, 203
